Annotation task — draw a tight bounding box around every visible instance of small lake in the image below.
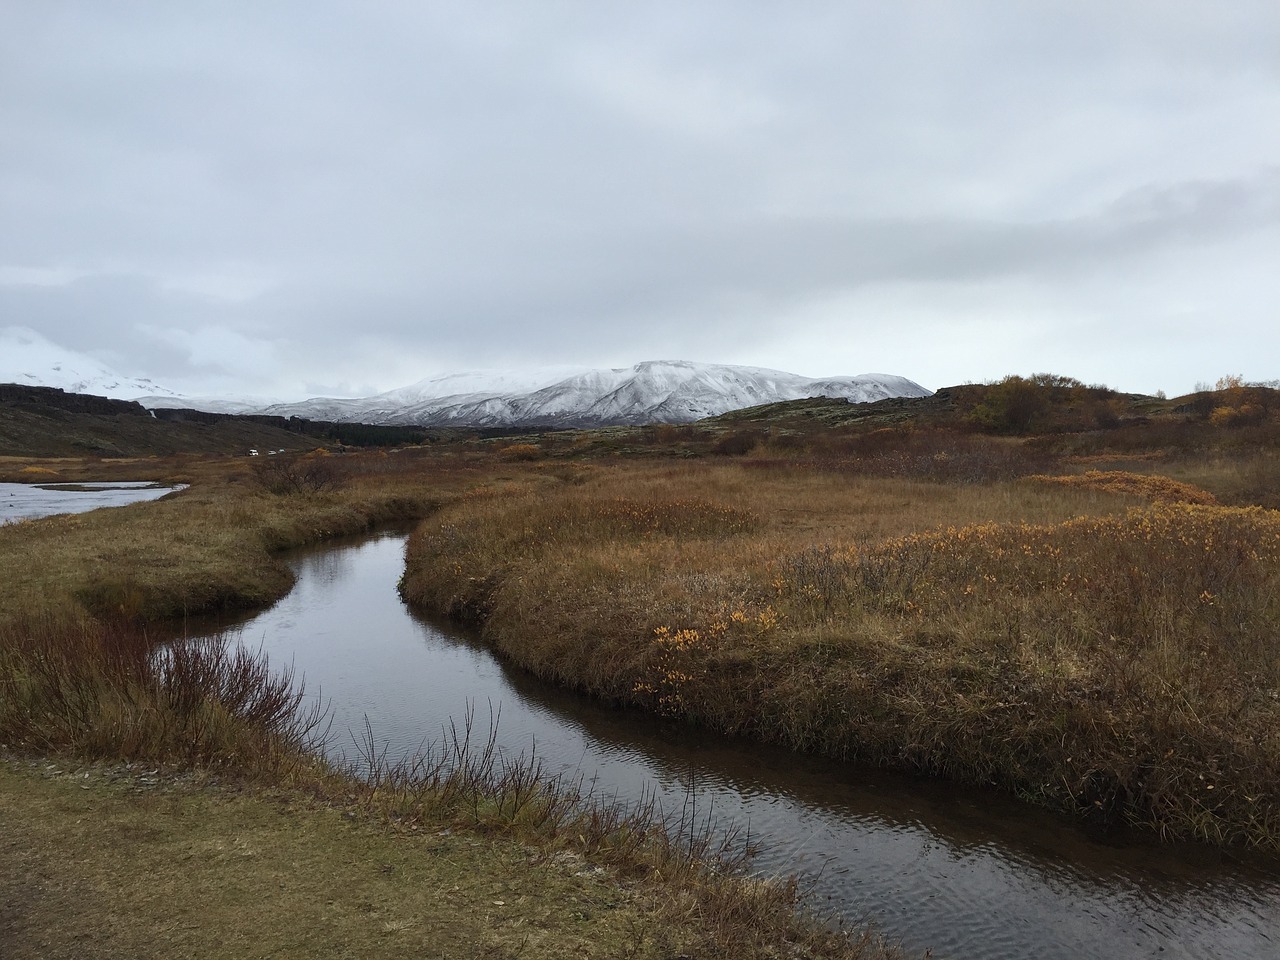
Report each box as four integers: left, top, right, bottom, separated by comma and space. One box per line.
187, 531, 1280, 960
0, 481, 185, 523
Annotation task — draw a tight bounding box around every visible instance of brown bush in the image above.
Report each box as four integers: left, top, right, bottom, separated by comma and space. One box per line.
711, 429, 763, 456
253, 453, 344, 495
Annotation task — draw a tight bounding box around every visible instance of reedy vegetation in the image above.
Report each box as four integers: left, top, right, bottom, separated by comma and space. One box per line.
401, 459, 1280, 850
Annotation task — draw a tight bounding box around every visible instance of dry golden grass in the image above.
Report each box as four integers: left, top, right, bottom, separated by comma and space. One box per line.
402, 460, 1280, 849
1158, 453, 1280, 510
0, 450, 507, 629
1027, 469, 1219, 505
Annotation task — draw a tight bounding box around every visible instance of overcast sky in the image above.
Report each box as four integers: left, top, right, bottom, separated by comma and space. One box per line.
2, 2, 1277, 399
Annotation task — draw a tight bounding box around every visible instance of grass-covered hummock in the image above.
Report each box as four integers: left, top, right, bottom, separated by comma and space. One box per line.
400, 460, 1280, 850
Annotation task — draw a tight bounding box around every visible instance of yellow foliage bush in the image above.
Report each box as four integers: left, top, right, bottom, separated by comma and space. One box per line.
1209, 404, 1267, 428
498, 443, 543, 462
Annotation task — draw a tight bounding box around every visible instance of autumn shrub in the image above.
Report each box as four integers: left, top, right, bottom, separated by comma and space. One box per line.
711, 429, 764, 456
643, 423, 700, 446
1086, 397, 1124, 429
963, 373, 1122, 435
1210, 403, 1267, 428
1184, 377, 1279, 426
253, 451, 344, 495
498, 442, 543, 462
968, 375, 1054, 433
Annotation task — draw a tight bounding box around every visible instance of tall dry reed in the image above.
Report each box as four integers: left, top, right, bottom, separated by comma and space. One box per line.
0, 617, 328, 769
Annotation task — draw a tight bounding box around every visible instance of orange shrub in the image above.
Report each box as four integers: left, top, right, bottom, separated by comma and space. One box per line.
498, 443, 543, 462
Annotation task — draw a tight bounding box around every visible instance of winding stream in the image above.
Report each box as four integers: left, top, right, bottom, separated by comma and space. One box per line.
188, 531, 1280, 960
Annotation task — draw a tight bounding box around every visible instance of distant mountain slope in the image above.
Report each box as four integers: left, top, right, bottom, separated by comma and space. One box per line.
3, 329, 931, 427
138, 394, 286, 415
253, 361, 931, 427
0, 384, 335, 458
0, 327, 184, 402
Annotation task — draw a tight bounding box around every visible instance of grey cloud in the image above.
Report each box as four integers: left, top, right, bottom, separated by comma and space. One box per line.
2, 2, 1277, 397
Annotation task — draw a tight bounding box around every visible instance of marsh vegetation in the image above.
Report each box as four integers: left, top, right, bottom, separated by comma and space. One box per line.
4, 376, 1280, 955
0, 448, 892, 959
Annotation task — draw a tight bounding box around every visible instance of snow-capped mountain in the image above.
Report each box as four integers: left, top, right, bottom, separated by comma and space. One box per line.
0, 326, 185, 402
252, 360, 931, 427
138, 393, 288, 415
2, 330, 931, 427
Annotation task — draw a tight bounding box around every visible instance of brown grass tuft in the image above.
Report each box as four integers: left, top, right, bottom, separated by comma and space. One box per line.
0, 618, 328, 770
1028, 469, 1219, 505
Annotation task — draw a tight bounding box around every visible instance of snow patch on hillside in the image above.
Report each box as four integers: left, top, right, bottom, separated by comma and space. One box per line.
0, 326, 184, 401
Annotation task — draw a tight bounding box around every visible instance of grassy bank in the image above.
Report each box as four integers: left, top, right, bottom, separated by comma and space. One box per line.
0, 454, 900, 960
1, 744, 895, 960
4, 756, 647, 960
2, 755, 858, 960
0, 450, 471, 629
400, 460, 1280, 850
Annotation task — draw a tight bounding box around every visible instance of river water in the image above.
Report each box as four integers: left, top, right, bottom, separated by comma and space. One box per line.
0, 480, 184, 523
188, 531, 1280, 960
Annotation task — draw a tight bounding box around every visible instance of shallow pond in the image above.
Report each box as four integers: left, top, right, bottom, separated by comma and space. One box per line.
0, 480, 184, 523
188, 531, 1280, 960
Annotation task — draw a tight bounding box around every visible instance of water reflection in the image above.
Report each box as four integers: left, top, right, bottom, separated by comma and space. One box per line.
189, 531, 1280, 960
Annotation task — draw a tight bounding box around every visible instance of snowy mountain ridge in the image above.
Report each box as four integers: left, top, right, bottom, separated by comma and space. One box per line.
242, 360, 931, 427
2, 328, 931, 427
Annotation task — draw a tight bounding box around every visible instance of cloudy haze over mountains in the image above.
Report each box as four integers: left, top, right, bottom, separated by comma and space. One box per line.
2, 3, 1277, 400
